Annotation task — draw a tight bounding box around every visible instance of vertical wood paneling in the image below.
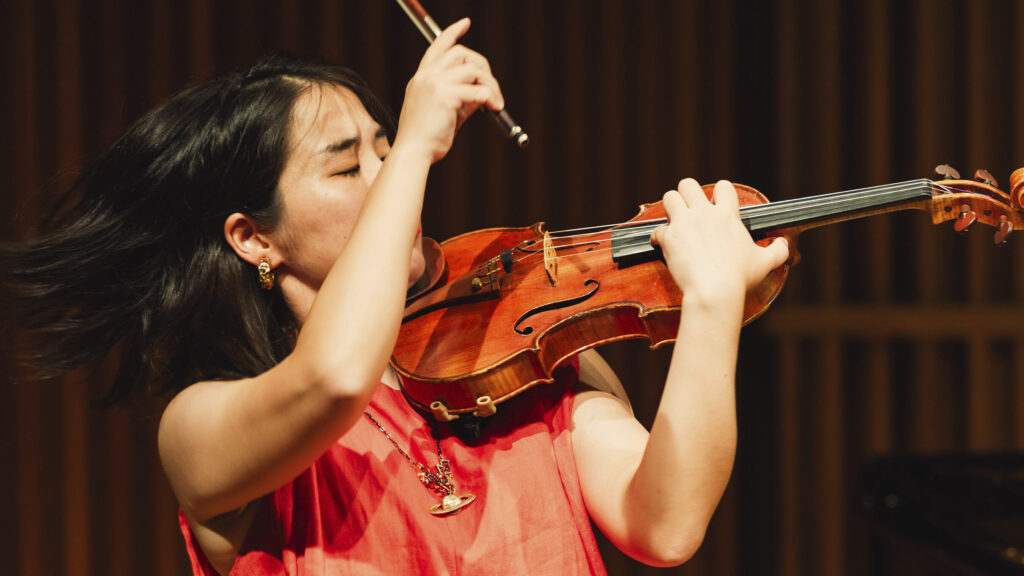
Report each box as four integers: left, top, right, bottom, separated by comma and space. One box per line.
520, 0, 548, 222
968, 336, 997, 449
862, 0, 893, 462
1017, 341, 1024, 450
865, 343, 892, 452
319, 0, 344, 63
148, 0, 172, 103
12, 0, 41, 575
778, 337, 801, 576
145, 4, 183, 575
187, 0, 213, 79
15, 370, 42, 576
479, 1, 511, 227
561, 0, 588, 227
909, 0, 947, 288
818, 337, 844, 576
911, 0, 947, 458
814, 4, 843, 573
706, 3, 738, 570
5, 3, 1024, 576
106, 414, 134, 576
276, 0, 301, 52
668, 1, 702, 181
56, 0, 88, 572
965, 0, 999, 452
152, 453, 180, 576
864, 3, 893, 300
774, 2, 800, 572
95, 0, 134, 570
965, 0, 994, 309
635, 1, 663, 199
62, 375, 90, 576
705, 489, 736, 576
774, 0, 800, 301
232, 0, 259, 67
1014, 0, 1024, 457
911, 344, 942, 451
597, 1, 626, 216
708, 0, 735, 178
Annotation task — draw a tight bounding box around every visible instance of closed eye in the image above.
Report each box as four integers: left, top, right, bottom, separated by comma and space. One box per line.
333, 156, 387, 178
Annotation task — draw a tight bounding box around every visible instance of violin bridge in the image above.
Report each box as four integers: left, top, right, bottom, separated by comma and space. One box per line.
543, 231, 558, 286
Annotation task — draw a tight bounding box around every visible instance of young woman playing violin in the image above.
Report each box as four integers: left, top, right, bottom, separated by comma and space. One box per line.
3, 19, 787, 575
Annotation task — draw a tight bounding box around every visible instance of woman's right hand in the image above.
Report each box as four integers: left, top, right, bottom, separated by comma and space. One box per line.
393, 18, 505, 163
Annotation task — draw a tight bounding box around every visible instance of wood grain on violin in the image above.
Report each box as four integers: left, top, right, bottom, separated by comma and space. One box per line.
394, 167, 1024, 421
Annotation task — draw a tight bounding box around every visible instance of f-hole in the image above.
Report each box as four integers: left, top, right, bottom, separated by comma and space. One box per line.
513, 279, 601, 335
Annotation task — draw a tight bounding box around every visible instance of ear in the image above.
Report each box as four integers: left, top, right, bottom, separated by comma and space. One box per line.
224, 212, 281, 267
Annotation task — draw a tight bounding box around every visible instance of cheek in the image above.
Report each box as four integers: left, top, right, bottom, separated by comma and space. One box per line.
280, 200, 360, 274
310, 187, 363, 234
312, 209, 359, 265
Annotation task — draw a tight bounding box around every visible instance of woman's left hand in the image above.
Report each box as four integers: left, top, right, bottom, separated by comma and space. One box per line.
650, 178, 789, 307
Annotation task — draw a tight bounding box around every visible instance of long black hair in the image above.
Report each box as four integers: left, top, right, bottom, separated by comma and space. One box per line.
0, 53, 396, 402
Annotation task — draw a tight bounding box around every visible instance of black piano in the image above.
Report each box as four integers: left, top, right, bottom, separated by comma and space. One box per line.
864, 454, 1024, 575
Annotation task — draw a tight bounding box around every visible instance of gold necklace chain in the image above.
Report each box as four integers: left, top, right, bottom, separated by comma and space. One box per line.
363, 411, 476, 516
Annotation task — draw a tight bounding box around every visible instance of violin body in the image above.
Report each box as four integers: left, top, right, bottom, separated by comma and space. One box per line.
394, 168, 1024, 421
392, 183, 788, 420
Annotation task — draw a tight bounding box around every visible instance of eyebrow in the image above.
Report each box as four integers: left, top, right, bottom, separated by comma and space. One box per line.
320, 126, 389, 155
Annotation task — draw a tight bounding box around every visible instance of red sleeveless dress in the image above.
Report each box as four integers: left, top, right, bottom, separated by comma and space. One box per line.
179, 363, 607, 575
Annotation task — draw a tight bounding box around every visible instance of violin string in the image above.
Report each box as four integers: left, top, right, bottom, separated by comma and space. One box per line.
738, 180, 997, 224
506, 179, 998, 268
542, 180, 929, 240
544, 179, 987, 241
739, 180, 935, 226
510, 181, 929, 267
599, 179, 955, 244
539, 180, 933, 246
547, 220, 665, 237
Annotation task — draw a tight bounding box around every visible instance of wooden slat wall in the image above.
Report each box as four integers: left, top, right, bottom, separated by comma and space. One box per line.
3, 1, 1023, 575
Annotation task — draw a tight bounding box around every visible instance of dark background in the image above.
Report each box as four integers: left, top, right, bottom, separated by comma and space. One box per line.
3, 1, 1024, 575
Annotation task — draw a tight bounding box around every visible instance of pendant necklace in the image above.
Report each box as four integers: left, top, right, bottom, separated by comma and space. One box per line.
364, 411, 476, 516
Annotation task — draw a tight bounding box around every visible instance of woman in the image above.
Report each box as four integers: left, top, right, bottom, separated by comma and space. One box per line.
2, 19, 787, 575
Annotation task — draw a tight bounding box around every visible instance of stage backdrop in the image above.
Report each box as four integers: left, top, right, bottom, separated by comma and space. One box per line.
3, 1, 1024, 575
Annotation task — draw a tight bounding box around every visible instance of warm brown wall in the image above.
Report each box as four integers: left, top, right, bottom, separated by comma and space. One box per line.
3, 1, 1024, 575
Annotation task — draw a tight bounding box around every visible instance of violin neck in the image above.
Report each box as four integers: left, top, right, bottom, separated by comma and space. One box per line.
610, 179, 935, 263
741, 178, 934, 235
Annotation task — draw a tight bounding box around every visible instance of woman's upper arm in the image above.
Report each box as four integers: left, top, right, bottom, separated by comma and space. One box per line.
158, 350, 370, 524
571, 350, 650, 549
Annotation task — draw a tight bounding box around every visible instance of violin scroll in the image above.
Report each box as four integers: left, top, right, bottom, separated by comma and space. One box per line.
395, 167, 1024, 422
1010, 167, 1024, 212
931, 165, 1024, 245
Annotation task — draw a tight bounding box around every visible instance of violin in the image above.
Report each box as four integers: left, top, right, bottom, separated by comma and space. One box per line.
393, 166, 1024, 422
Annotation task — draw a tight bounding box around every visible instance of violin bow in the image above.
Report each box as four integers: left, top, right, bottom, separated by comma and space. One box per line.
393, 0, 530, 148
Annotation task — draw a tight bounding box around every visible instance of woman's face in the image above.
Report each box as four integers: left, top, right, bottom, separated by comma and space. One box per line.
272, 83, 425, 293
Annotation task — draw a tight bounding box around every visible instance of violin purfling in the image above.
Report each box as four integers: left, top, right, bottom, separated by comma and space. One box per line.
394, 167, 1024, 422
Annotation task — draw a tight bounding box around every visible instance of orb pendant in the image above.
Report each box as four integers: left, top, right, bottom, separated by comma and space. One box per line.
430, 493, 476, 516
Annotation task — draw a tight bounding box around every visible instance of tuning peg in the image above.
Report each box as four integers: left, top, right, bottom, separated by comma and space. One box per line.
954, 203, 977, 233
994, 214, 1013, 245
935, 164, 961, 180
974, 169, 998, 188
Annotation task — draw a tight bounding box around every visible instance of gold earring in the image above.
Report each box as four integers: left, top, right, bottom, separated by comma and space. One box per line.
257, 257, 275, 290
